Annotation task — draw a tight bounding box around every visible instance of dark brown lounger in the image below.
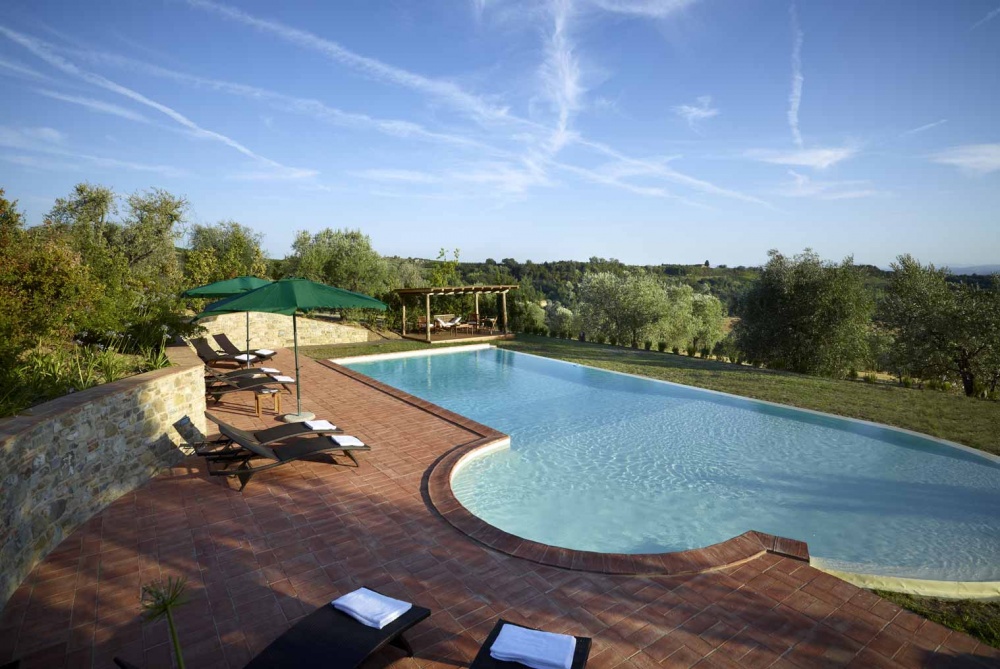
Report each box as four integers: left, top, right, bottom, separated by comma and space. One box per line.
213, 333, 276, 362
196, 413, 344, 458
204, 428, 370, 490
204, 365, 282, 381
191, 336, 254, 367
204, 373, 295, 402
244, 591, 430, 669
469, 619, 592, 669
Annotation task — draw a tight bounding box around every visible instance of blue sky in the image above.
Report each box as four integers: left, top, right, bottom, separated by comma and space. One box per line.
1, 0, 998, 267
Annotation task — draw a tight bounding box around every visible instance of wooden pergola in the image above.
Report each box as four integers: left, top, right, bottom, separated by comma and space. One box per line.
394, 285, 519, 343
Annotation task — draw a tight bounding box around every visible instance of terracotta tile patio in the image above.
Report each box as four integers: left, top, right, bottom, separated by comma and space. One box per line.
1, 349, 997, 668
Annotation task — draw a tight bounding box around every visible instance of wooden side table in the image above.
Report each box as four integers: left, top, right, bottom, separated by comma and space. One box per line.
255, 389, 281, 418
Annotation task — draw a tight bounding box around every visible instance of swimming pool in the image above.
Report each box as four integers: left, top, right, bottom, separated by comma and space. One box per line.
345, 348, 1000, 583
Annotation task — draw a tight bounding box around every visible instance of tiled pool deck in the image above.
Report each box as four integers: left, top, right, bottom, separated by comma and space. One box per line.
1, 350, 997, 668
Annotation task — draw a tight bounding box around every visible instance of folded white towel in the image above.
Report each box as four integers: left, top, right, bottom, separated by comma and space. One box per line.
260, 367, 280, 373
304, 419, 336, 431
255, 349, 276, 356
331, 588, 411, 629
258, 388, 279, 395
271, 375, 295, 383
330, 435, 365, 447
490, 624, 576, 669
234, 353, 257, 362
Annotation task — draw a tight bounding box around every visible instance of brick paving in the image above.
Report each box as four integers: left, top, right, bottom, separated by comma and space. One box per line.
1, 349, 997, 668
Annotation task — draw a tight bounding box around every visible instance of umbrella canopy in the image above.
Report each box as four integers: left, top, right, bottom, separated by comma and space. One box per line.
183, 276, 273, 368
181, 276, 272, 299
197, 278, 387, 420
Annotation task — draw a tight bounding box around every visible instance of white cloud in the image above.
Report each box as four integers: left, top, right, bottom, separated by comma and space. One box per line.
21, 126, 65, 143
587, 0, 697, 18
788, 3, 804, 148
901, 119, 947, 136
971, 5, 1000, 30
777, 170, 881, 200
745, 146, 858, 169
36, 89, 151, 123
185, 0, 512, 124
672, 95, 718, 129
0, 25, 315, 180
930, 144, 1000, 174
540, 0, 584, 152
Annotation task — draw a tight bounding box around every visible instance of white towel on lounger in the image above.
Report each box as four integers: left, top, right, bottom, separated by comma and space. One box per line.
271, 375, 295, 383
331, 588, 411, 629
255, 349, 276, 356
490, 624, 576, 669
330, 435, 365, 447
260, 367, 280, 373
234, 353, 257, 362
304, 419, 336, 431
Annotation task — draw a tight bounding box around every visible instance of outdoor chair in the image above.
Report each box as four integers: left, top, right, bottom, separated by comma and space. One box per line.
204, 371, 295, 401
190, 336, 254, 367
435, 315, 462, 334
203, 425, 371, 490
469, 619, 592, 669
197, 412, 343, 458
212, 333, 276, 363
204, 365, 283, 381
243, 589, 430, 669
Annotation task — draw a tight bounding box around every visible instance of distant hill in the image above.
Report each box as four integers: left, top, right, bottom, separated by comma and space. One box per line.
948, 265, 1000, 275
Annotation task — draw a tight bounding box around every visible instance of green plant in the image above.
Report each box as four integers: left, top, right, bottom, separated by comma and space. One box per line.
863, 373, 878, 384
657, 341, 667, 352
848, 368, 859, 380
672, 346, 680, 355
901, 376, 914, 389
142, 577, 188, 669
595, 334, 606, 345
141, 339, 172, 370
609, 335, 619, 346
644, 340, 652, 351
686, 344, 697, 357
700, 346, 711, 359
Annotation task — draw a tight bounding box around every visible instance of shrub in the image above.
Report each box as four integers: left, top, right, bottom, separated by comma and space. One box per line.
700, 346, 711, 359
901, 377, 914, 388
595, 334, 606, 345
672, 346, 680, 355
847, 368, 859, 380
686, 344, 698, 357
644, 340, 652, 350
609, 335, 619, 346
863, 373, 878, 384
657, 341, 667, 352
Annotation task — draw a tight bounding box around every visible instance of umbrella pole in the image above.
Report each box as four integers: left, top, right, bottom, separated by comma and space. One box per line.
245, 311, 251, 369
294, 312, 302, 415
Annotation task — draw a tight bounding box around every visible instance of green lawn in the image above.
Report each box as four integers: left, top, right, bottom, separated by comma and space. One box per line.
873, 591, 1000, 649
305, 335, 1000, 455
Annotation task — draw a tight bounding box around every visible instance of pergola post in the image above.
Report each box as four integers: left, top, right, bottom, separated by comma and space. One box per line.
475, 293, 480, 327
501, 291, 508, 333
401, 301, 406, 336
425, 293, 432, 343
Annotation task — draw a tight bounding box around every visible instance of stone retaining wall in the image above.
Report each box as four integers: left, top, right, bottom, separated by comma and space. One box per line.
196, 312, 370, 349
0, 347, 207, 612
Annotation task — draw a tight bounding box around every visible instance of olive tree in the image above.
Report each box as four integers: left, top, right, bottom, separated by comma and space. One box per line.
579, 272, 670, 347
735, 249, 873, 377
881, 255, 1000, 396
184, 220, 268, 286
284, 228, 391, 296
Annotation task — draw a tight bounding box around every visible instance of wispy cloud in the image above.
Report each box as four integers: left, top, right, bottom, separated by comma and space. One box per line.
971, 5, 1000, 30
540, 0, 583, 152
672, 95, 718, 130
745, 146, 858, 169
901, 119, 947, 136
35, 89, 151, 123
0, 55, 54, 82
352, 169, 442, 184
788, 3, 804, 147
586, 0, 697, 18
185, 0, 512, 124
930, 144, 1000, 174
777, 170, 881, 200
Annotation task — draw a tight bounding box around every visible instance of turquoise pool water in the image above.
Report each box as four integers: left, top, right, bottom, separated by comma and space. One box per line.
346, 349, 1000, 582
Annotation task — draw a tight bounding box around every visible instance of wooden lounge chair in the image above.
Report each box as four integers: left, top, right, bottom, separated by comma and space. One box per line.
204, 427, 371, 490
213, 333, 276, 363
204, 365, 282, 381
204, 372, 295, 401
196, 412, 344, 458
190, 337, 254, 367
243, 591, 431, 669
469, 619, 592, 669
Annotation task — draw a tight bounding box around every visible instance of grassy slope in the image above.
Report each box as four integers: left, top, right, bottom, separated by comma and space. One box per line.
873, 591, 1000, 649
303, 335, 999, 455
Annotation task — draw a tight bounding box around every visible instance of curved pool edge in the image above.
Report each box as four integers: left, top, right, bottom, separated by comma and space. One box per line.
810, 560, 1000, 601
428, 437, 812, 576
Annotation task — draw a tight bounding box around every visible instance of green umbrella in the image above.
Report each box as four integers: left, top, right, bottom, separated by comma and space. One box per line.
197, 278, 387, 420
182, 276, 273, 368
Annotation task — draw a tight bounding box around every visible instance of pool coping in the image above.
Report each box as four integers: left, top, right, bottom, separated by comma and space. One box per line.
319, 354, 812, 577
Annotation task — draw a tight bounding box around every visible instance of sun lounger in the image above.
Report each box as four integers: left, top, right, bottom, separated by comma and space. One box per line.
203, 425, 370, 490
204, 372, 296, 402
204, 365, 282, 381
196, 413, 344, 458
243, 589, 430, 669
191, 336, 255, 367
470, 619, 592, 669
213, 333, 276, 362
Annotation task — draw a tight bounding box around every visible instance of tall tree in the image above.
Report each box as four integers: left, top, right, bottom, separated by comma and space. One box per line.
285, 228, 391, 296
184, 220, 268, 286
735, 249, 873, 377
579, 272, 670, 347
881, 255, 1000, 396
